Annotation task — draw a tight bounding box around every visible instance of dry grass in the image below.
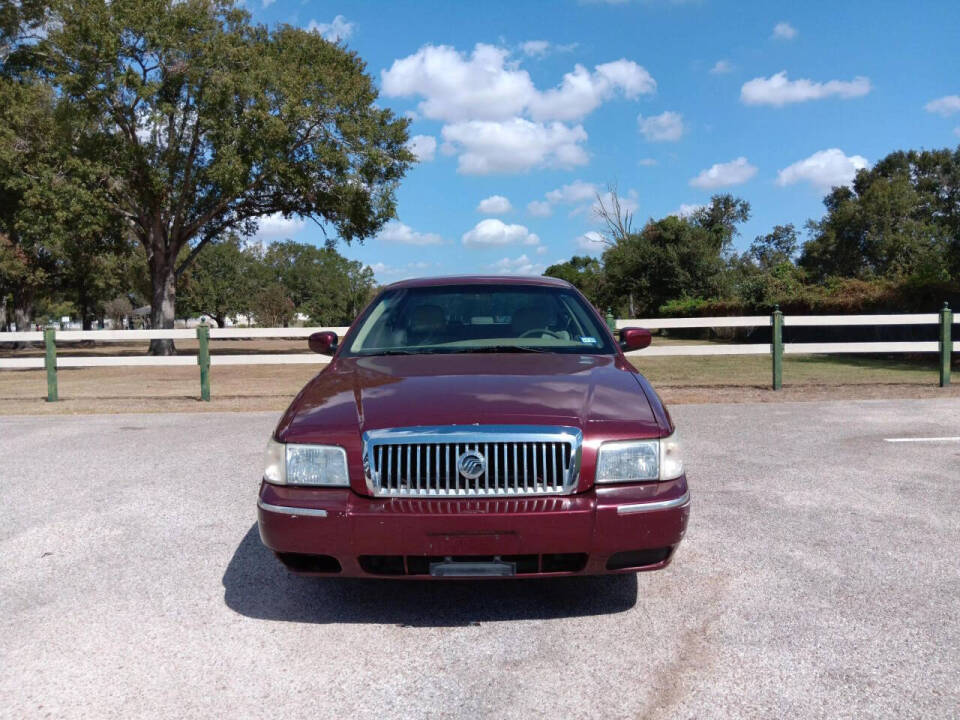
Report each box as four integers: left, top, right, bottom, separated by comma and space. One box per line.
0, 336, 956, 415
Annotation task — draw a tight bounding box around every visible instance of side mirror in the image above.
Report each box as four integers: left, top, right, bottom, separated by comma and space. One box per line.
308, 331, 338, 355
619, 327, 652, 351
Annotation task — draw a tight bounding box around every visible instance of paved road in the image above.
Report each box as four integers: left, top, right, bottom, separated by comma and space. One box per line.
2, 399, 959, 719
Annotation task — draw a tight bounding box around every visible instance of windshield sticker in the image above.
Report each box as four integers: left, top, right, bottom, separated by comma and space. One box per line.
580, 336, 598, 344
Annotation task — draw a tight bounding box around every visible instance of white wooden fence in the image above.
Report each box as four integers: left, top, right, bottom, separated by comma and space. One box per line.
0, 327, 349, 369
0, 310, 956, 398
617, 313, 958, 358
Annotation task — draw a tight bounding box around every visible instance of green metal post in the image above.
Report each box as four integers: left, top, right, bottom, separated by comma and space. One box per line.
197, 323, 211, 401
940, 302, 952, 388
771, 305, 783, 391
606, 308, 616, 334
44, 326, 58, 402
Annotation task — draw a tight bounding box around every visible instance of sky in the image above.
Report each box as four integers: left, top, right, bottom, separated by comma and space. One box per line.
247, 0, 960, 283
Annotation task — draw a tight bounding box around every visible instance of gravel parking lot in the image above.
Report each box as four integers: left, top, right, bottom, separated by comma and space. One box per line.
2, 398, 959, 719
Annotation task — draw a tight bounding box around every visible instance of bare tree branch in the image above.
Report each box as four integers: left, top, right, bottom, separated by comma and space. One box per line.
593, 183, 633, 245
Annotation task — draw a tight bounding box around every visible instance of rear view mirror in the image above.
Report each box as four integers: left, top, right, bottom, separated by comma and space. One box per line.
308, 331, 338, 355
619, 327, 652, 351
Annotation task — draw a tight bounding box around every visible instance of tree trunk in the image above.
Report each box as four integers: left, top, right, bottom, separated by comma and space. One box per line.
10, 290, 34, 349
79, 282, 93, 331
13, 294, 33, 332
148, 254, 177, 355
215, 313, 227, 329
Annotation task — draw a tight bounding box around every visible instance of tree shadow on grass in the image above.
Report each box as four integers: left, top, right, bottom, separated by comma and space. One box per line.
223, 524, 638, 627
789, 353, 943, 374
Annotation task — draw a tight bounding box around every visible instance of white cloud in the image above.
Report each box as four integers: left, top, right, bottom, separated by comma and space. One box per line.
306, 15, 354, 42
575, 231, 607, 253
381, 44, 654, 123
527, 59, 656, 122
674, 203, 705, 218
477, 195, 513, 214
370, 260, 435, 280
520, 40, 577, 58
772, 21, 797, 40
255, 213, 305, 240
776, 148, 869, 191
709, 60, 733, 75
534, 180, 639, 221
382, 44, 655, 175
441, 119, 588, 174
638, 157, 658, 166
462, 219, 540, 248
377, 220, 444, 245
546, 180, 599, 205
488, 254, 545, 275
527, 200, 553, 217
262, 0, 275, 7
405, 134, 437, 162
383, 45, 529, 122
521, 40, 550, 57
925, 95, 960, 117
637, 111, 684, 142
741, 71, 871, 107
689, 157, 758, 189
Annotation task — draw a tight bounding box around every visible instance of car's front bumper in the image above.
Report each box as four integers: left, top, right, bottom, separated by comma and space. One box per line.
257, 477, 690, 578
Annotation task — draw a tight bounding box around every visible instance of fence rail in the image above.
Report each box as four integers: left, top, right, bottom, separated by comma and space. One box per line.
615, 304, 956, 391
1, 306, 956, 401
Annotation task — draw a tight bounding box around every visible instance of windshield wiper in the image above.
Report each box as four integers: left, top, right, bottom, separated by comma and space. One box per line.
368, 349, 441, 356
452, 345, 548, 354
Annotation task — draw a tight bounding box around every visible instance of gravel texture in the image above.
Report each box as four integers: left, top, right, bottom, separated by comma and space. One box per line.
1, 398, 958, 719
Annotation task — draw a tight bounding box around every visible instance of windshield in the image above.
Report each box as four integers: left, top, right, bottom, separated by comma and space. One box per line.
343, 284, 615, 356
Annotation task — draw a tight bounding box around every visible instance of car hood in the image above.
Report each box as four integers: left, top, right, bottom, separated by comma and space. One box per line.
277, 353, 661, 442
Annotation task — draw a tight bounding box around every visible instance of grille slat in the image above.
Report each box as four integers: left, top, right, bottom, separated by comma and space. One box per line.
366, 426, 581, 498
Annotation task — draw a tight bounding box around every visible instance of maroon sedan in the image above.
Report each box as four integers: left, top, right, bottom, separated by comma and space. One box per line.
258, 276, 690, 578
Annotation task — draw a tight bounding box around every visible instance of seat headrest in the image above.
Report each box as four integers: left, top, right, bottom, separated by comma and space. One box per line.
409, 304, 445, 333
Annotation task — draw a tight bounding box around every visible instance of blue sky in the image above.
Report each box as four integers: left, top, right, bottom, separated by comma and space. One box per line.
249, 0, 960, 282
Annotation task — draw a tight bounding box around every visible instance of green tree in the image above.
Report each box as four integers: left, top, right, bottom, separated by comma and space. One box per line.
179, 236, 261, 328
749, 224, 799, 270
800, 147, 960, 282
26, 0, 412, 352
595, 194, 750, 315
544, 255, 604, 306
251, 283, 294, 328
0, 0, 48, 60
690, 195, 752, 254
263, 240, 375, 325
103, 295, 134, 329
0, 73, 132, 330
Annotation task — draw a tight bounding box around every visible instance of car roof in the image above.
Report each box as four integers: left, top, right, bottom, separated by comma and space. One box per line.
382, 275, 573, 290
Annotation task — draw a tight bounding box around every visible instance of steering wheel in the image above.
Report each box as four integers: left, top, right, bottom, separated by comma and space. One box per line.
518, 328, 563, 339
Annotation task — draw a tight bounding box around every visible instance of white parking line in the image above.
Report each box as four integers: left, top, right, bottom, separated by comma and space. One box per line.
884, 437, 960, 443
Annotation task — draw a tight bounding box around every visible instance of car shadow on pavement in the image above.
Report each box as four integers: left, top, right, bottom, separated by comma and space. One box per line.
223, 524, 638, 626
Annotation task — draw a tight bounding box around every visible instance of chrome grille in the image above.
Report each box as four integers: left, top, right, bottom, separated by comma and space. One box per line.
363, 426, 582, 497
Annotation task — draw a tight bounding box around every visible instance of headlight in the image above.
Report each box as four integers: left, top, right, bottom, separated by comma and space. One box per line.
263, 437, 286, 484
262, 437, 349, 487
595, 432, 683, 483
659, 431, 684, 480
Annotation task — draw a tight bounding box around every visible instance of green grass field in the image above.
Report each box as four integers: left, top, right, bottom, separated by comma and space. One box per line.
634, 351, 949, 387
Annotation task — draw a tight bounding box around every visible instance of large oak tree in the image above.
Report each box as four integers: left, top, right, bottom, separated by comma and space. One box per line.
27, 0, 412, 352
801, 147, 960, 283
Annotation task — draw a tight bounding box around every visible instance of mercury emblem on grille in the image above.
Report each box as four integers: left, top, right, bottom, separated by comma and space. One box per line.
457, 450, 486, 480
